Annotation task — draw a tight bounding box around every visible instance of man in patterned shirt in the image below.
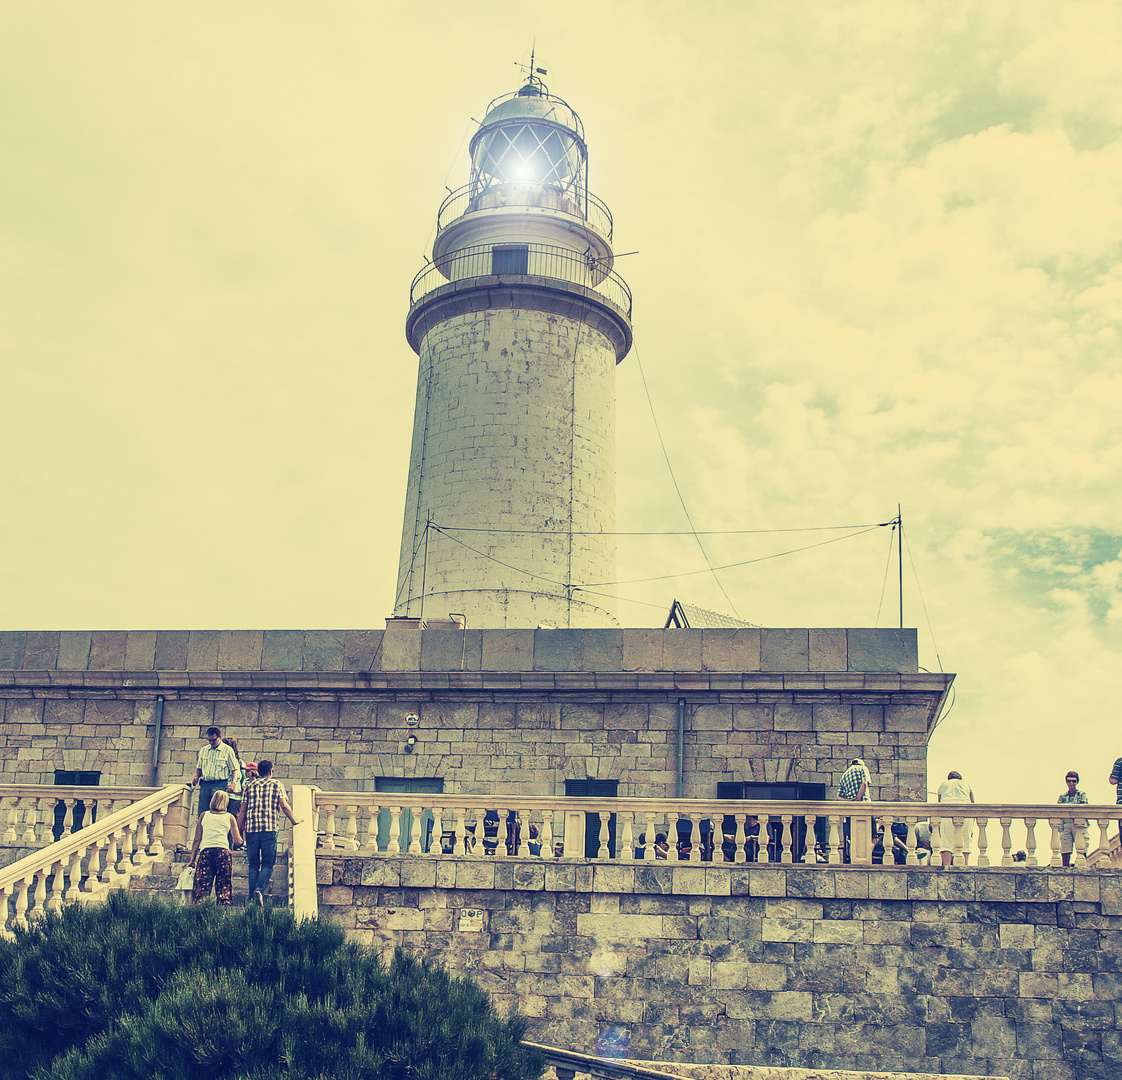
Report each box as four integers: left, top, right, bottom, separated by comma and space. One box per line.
836, 758, 870, 863
236, 759, 301, 906
1058, 770, 1089, 867
192, 727, 240, 817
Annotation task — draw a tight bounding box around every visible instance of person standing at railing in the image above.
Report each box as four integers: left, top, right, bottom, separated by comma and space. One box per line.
1058, 770, 1090, 867
188, 790, 243, 905
1109, 749, 1122, 834
236, 759, 301, 907
837, 758, 870, 862
936, 771, 974, 868
222, 737, 247, 820
192, 727, 240, 818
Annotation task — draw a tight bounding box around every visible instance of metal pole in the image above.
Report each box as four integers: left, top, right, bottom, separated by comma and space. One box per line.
419, 521, 431, 626
149, 695, 165, 787
898, 504, 903, 629
676, 699, 686, 799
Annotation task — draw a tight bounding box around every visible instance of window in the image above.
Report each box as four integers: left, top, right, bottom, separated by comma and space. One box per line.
492, 244, 528, 275
374, 777, 443, 853
53, 769, 100, 841
565, 778, 618, 858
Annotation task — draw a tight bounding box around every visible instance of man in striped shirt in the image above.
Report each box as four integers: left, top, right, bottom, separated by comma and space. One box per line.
192, 727, 240, 817
236, 759, 301, 906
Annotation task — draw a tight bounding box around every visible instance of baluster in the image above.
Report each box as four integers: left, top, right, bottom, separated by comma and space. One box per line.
409, 805, 423, 854
101, 831, 120, 883
30, 867, 48, 920
134, 816, 151, 862
364, 805, 379, 852
1096, 818, 1111, 861
949, 817, 964, 867
65, 849, 84, 901
903, 818, 919, 866
13, 876, 31, 929
22, 797, 40, 845
149, 810, 166, 859
85, 838, 104, 891
688, 814, 701, 863
341, 805, 359, 851
597, 812, 611, 860
322, 803, 338, 850
1, 796, 15, 843
827, 815, 842, 865
387, 807, 402, 854
430, 807, 445, 856
496, 810, 508, 856
999, 818, 1013, 866
536, 811, 549, 861
734, 813, 747, 864
619, 812, 634, 862
517, 808, 533, 857
0, 885, 10, 934
454, 809, 467, 856
117, 824, 135, 874
62, 798, 78, 836
780, 815, 793, 864
1074, 815, 1088, 866
975, 817, 990, 867
642, 813, 657, 861
1024, 818, 1038, 866
46, 860, 66, 911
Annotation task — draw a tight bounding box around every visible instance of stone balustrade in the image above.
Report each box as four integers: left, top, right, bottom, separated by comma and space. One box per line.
0, 783, 192, 935
309, 792, 1122, 870
1, 784, 169, 851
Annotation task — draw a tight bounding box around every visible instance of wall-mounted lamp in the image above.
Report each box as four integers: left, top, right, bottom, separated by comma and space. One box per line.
405, 733, 418, 754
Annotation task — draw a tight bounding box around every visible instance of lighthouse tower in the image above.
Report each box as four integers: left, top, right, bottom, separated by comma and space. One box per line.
394, 72, 632, 629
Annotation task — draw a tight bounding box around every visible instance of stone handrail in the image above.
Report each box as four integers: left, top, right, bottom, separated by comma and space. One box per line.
0, 783, 192, 934
309, 792, 1122, 870
1, 784, 171, 850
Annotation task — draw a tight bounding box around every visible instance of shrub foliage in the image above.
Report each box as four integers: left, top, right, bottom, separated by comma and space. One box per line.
0, 892, 544, 1080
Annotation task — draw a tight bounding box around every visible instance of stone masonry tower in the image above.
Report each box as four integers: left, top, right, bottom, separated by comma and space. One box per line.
394, 73, 632, 629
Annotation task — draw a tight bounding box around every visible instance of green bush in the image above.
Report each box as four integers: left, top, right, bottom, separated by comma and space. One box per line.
0, 892, 544, 1080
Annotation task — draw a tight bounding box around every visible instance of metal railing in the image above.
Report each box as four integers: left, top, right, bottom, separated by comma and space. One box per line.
435, 181, 614, 240
409, 242, 632, 318
307, 792, 1122, 870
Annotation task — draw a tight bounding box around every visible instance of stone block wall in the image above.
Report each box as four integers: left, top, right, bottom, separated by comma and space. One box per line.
0, 629, 946, 800
395, 305, 620, 628
316, 857, 1122, 1080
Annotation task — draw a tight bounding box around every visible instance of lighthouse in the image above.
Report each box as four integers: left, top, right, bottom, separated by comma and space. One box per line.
394, 71, 632, 629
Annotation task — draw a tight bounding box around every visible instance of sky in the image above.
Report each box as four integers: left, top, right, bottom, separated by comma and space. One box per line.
2, 2, 1121, 808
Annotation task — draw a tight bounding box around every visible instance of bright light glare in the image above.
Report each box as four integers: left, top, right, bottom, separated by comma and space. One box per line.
515, 160, 535, 180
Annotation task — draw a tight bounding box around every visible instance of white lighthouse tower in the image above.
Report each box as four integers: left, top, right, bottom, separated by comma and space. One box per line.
394, 71, 632, 629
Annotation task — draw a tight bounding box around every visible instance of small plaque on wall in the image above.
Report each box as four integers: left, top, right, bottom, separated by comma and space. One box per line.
457, 907, 484, 932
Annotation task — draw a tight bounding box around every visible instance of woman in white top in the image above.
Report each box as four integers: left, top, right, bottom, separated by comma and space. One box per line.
189, 790, 243, 905
936, 770, 975, 868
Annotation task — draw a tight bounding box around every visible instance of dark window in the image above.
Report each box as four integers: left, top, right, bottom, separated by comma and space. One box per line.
565, 778, 618, 858
374, 777, 443, 853
53, 769, 100, 841
492, 244, 528, 275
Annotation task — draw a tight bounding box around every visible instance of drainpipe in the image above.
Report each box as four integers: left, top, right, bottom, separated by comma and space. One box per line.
676, 698, 686, 798
149, 695, 166, 787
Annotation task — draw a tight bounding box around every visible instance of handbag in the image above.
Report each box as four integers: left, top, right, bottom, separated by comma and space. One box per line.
176, 865, 196, 891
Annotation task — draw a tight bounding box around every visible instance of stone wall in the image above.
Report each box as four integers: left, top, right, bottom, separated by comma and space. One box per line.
395, 305, 620, 628
316, 856, 1122, 1080
0, 629, 946, 801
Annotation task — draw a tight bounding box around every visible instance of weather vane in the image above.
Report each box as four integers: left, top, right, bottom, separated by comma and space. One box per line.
515, 43, 549, 87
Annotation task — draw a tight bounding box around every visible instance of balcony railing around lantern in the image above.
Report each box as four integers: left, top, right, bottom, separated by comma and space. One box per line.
308, 792, 1122, 869
435, 181, 614, 240
409, 242, 632, 318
